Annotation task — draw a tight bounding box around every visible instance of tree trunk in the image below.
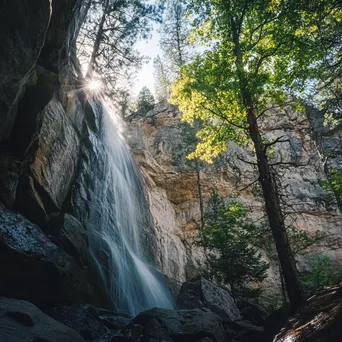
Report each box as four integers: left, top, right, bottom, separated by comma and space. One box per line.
195, 160, 204, 229
231, 17, 305, 311
279, 264, 287, 304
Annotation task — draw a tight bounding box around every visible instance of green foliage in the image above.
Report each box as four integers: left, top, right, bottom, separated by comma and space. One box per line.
135, 87, 155, 114
318, 170, 342, 206
159, 0, 193, 75
153, 55, 171, 101
301, 256, 334, 292
170, 0, 342, 163
195, 191, 268, 297
330, 169, 342, 199
172, 121, 202, 169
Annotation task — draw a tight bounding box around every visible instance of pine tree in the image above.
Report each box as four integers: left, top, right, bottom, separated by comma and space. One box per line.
136, 87, 155, 114
196, 191, 268, 299
159, 0, 193, 77
153, 55, 170, 101
77, 0, 159, 98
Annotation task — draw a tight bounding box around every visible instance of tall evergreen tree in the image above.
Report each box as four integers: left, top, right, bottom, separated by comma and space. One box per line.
153, 55, 171, 101
136, 86, 155, 114
196, 191, 268, 299
159, 0, 193, 77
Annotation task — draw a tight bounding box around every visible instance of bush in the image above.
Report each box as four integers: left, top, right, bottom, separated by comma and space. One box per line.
301, 256, 342, 292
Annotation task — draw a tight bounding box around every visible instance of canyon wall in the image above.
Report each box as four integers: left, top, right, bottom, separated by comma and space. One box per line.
126, 100, 342, 292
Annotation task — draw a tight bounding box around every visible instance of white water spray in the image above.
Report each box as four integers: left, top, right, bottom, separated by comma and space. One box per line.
86, 100, 174, 316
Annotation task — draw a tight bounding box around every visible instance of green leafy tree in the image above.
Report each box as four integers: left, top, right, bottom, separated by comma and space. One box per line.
136, 87, 155, 114
170, 0, 341, 310
196, 191, 268, 299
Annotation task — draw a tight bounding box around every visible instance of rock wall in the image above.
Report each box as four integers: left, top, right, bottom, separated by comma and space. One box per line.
126, 100, 342, 290
0, 0, 112, 307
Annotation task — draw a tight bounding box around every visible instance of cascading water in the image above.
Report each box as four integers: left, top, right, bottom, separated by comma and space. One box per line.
86, 100, 174, 316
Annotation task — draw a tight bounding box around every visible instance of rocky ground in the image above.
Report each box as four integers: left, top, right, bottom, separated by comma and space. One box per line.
2, 277, 342, 341
0, 277, 266, 342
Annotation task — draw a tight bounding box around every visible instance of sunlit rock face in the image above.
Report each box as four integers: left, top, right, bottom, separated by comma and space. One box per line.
126, 100, 342, 291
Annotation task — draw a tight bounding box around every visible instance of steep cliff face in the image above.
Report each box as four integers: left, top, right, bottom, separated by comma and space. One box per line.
126, 100, 342, 289
0, 0, 111, 307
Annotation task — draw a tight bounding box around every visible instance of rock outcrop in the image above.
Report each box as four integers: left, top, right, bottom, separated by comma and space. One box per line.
132, 307, 226, 342
0, 0, 52, 141
126, 100, 342, 294
177, 276, 241, 322
0, 204, 92, 306
0, 297, 86, 342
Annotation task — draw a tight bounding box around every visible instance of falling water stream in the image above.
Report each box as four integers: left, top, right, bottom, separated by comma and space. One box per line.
86, 100, 174, 316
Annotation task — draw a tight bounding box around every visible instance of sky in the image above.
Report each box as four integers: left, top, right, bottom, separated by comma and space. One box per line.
132, 24, 162, 97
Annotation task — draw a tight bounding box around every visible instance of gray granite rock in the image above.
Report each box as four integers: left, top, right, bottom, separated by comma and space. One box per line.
0, 297, 85, 342
133, 307, 226, 342
177, 276, 241, 322
0, 204, 92, 306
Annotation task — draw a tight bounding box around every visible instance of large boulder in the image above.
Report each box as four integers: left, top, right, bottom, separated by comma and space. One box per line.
0, 297, 85, 342
0, 204, 92, 306
274, 283, 342, 342
44, 303, 130, 341
132, 307, 226, 342
177, 276, 241, 322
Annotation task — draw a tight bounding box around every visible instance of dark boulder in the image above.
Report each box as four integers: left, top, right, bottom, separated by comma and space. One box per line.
45, 303, 131, 341
0, 297, 85, 342
177, 276, 241, 322
237, 300, 268, 326
0, 204, 92, 306
132, 307, 226, 342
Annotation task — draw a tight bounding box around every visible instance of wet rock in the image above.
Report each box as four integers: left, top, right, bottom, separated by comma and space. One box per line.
0, 297, 85, 342
0, 204, 91, 306
0, 0, 51, 140
133, 307, 226, 342
47, 213, 91, 268
177, 276, 241, 322
274, 284, 342, 342
45, 303, 131, 341
45, 303, 111, 341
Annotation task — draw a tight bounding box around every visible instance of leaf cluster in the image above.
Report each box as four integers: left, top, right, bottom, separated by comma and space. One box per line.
170, 0, 342, 163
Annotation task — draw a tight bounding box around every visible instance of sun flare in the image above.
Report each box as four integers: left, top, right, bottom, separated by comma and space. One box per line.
87, 79, 103, 91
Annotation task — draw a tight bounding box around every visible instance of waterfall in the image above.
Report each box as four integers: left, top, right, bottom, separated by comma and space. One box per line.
86, 100, 174, 316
